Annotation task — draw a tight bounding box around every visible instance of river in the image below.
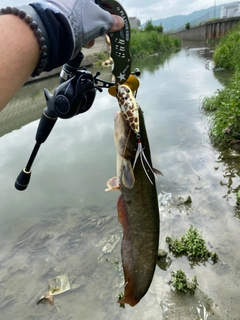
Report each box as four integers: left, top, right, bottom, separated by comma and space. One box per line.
0, 47, 239, 320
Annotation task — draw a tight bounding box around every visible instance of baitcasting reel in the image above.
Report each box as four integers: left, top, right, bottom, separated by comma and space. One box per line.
14, 52, 140, 191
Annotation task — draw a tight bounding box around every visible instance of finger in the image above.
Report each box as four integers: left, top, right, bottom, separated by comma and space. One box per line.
109, 15, 124, 32
83, 39, 95, 49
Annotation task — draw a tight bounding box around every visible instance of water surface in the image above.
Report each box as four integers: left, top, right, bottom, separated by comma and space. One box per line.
0, 48, 239, 319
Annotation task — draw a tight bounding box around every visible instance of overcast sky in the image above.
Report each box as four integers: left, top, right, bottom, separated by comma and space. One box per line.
1, 0, 237, 23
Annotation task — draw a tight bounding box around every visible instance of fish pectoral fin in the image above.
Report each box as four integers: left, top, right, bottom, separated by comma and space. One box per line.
153, 168, 164, 176
105, 177, 119, 191
122, 160, 135, 189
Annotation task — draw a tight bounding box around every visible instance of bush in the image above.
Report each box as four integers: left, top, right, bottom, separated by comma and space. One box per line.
144, 19, 163, 33
202, 22, 240, 148
203, 71, 240, 147
130, 30, 181, 59
213, 22, 240, 70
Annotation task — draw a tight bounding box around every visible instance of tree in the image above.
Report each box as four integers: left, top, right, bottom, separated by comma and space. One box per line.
145, 19, 163, 33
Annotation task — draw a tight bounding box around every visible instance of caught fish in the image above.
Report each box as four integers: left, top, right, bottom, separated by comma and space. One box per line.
106, 106, 161, 307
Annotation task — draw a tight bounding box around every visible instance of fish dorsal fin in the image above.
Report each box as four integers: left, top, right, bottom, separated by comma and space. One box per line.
122, 159, 135, 189
105, 177, 119, 191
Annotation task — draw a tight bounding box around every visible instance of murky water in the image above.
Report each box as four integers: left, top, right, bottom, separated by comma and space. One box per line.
0, 48, 240, 319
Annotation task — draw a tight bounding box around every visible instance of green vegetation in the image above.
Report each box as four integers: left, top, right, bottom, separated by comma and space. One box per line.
185, 22, 190, 30
213, 24, 240, 70
171, 269, 198, 294
144, 19, 163, 33
130, 21, 181, 59
236, 191, 240, 206
202, 23, 240, 148
166, 226, 218, 295
166, 225, 218, 264
118, 292, 125, 308
202, 71, 240, 147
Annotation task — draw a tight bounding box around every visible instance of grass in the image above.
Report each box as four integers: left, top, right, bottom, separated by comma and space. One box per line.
213, 24, 240, 70
202, 71, 240, 147
130, 29, 181, 59
202, 22, 240, 148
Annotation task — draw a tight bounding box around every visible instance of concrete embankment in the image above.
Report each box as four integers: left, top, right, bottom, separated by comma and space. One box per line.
28, 36, 108, 83
172, 16, 240, 41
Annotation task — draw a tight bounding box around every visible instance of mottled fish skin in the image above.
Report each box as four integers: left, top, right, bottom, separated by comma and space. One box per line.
109, 109, 160, 307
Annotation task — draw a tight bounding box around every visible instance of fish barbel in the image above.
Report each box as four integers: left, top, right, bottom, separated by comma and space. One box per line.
106, 108, 160, 307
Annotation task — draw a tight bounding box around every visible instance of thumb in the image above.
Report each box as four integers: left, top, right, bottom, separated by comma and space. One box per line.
110, 15, 124, 32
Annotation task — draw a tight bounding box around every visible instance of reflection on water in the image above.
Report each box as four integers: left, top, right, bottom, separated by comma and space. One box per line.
0, 77, 60, 137
0, 48, 240, 319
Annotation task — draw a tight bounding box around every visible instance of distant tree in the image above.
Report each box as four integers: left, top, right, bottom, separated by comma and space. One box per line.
155, 24, 163, 33
185, 22, 190, 30
145, 19, 163, 33
145, 19, 155, 32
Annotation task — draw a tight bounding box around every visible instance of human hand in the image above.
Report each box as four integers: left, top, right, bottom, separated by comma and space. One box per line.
84, 13, 124, 48
35, 0, 124, 56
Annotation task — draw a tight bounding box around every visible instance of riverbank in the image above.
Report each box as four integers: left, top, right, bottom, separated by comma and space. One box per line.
202, 22, 240, 149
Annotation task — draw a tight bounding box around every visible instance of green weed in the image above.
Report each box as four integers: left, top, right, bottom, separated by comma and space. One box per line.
202, 71, 240, 147
202, 22, 240, 148
171, 269, 198, 294
166, 225, 218, 264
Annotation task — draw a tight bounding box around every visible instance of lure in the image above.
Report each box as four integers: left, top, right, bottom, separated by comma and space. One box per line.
111, 75, 156, 184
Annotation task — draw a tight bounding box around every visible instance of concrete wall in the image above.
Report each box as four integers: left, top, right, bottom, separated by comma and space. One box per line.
174, 24, 206, 41
172, 16, 240, 41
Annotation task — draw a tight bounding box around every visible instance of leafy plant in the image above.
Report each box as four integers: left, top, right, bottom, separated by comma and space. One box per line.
166, 225, 218, 264
202, 22, 240, 148
130, 30, 181, 59
202, 71, 240, 147
144, 19, 163, 33
213, 22, 240, 70
185, 22, 190, 30
171, 269, 198, 294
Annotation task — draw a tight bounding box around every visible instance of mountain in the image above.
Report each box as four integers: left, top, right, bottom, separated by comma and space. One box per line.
142, 2, 236, 31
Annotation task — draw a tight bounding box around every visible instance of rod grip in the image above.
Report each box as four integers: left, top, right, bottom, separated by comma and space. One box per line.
36, 108, 58, 144
15, 168, 31, 191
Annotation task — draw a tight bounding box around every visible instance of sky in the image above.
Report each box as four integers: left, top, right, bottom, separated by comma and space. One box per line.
0, 0, 237, 23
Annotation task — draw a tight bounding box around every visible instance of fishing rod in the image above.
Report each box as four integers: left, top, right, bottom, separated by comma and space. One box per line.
14, 52, 116, 191
14, 0, 141, 191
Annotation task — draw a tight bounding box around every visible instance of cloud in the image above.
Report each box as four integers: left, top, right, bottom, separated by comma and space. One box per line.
126, 0, 236, 23
1, 0, 236, 25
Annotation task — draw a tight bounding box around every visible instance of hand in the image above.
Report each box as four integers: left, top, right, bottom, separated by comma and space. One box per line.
39, 0, 124, 56
84, 14, 124, 48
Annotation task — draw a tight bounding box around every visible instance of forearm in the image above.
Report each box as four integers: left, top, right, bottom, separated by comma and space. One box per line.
0, 1, 123, 112
0, 14, 39, 111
